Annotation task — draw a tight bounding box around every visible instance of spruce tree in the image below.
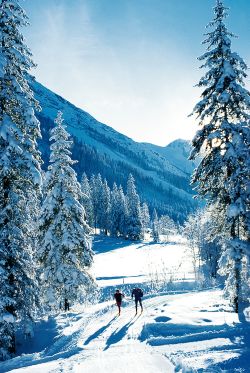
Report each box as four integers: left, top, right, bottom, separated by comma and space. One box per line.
141, 202, 150, 239
152, 209, 160, 243
117, 185, 128, 237
80, 173, 94, 227
39, 111, 94, 311
99, 179, 111, 235
109, 183, 120, 237
190, 0, 250, 312
126, 174, 143, 240
90, 173, 103, 233
0, 0, 42, 359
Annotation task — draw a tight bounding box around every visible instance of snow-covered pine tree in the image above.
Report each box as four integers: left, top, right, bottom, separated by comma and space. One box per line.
190, 0, 250, 312
89, 174, 97, 231
0, 0, 42, 360
141, 202, 150, 239
109, 183, 127, 237
117, 185, 128, 237
90, 173, 103, 233
80, 173, 94, 227
152, 209, 160, 243
39, 111, 94, 312
98, 179, 111, 235
126, 174, 143, 240
109, 182, 120, 237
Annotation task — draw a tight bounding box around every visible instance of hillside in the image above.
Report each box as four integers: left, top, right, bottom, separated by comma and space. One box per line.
32, 80, 198, 222
141, 139, 198, 175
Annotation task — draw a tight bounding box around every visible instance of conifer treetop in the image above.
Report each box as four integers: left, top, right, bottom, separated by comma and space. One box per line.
191, 0, 250, 144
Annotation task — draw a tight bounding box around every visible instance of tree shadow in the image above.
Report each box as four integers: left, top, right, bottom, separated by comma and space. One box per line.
84, 316, 117, 345
93, 237, 135, 254
2, 319, 85, 373
212, 303, 250, 372
96, 274, 144, 281
104, 318, 136, 351
16, 317, 58, 355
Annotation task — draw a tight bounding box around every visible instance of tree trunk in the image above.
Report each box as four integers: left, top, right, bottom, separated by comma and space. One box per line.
231, 218, 242, 314
234, 261, 240, 314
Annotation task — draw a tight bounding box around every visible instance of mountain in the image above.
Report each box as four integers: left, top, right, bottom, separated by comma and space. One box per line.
141, 139, 198, 175
32, 80, 198, 223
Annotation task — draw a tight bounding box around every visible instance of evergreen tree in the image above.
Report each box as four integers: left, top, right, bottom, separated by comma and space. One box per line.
109, 183, 120, 237
109, 183, 127, 237
99, 178, 111, 235
141, 202, 150, 239
190, 0, 250, 312
0, 0, 42, 360
152, 209, 160, 243
90, 173, 103, 232
80, 173, 94, 227
117, 185, 128, 237
126, 174, 143, 240
39, 111, 94, 312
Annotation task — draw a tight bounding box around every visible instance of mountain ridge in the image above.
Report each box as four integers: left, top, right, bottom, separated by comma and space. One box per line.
32, 79, 198, 222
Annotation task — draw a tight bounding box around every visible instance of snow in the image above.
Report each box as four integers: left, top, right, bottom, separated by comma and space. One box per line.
1, 235, 249, 373
2, 314, 15, 323
92, 236, 193, 288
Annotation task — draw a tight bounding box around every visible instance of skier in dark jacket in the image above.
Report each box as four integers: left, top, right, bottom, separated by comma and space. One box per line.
64, 298, 70, 312
114, 289, 125, 315
131, 287, 143, 314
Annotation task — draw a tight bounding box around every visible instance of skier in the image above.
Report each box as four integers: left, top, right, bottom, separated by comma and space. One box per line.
114, 289, 125, 316
131, 287, 143, 314
64, 298, 70, 312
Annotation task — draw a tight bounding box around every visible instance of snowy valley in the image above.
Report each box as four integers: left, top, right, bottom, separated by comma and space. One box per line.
32, 80, 198, 223
1, 235, 249, 373
0, 0, 249, 372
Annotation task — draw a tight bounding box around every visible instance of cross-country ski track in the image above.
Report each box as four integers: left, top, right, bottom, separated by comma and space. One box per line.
1, 236, 250, 373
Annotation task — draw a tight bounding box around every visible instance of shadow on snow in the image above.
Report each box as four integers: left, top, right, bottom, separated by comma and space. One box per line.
104, 317, 138, 351
84, 316, 117, 345
93, 236, 138, 254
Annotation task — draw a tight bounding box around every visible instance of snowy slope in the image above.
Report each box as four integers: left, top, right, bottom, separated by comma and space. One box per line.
141, 139, 198, 175
1, 236, 249, 373
32, 80, 198, 222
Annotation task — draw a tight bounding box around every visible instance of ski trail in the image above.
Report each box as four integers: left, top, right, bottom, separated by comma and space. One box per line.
68, 301, 175, 373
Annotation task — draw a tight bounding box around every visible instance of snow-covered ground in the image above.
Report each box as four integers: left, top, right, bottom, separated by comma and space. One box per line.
1, 236, 249, 373
92, 235, 194, 289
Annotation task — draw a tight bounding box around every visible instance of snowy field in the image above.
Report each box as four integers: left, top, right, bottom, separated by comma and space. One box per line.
1, 235, 250, 373
92, 235, 194, 289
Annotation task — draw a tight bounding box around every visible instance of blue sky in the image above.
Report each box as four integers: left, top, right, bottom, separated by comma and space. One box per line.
23, 0, 250, 146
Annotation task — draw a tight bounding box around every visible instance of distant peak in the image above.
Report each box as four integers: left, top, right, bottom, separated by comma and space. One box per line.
165, 139, 191, 148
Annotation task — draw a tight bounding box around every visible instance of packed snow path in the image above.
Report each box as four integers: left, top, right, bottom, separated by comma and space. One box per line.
2, 290, 249, 373
72, 301, 174, 373
1, 236, 250, 372
1, 297, 175, 373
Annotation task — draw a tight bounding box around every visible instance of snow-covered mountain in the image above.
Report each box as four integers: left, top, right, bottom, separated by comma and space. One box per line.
142, 139, 198, 175
32, 80, 198, 222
